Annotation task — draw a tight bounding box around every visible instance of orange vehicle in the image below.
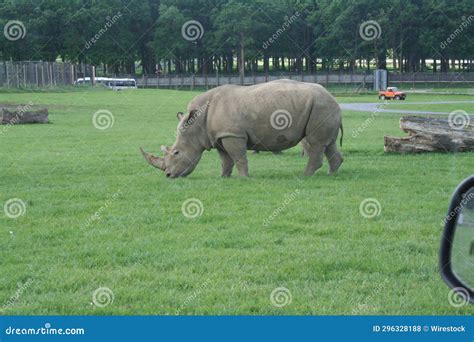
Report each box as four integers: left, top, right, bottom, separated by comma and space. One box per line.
378, 87, 406, 100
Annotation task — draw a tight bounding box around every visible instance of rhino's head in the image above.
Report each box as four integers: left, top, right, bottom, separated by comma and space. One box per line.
140, 106, 208, 178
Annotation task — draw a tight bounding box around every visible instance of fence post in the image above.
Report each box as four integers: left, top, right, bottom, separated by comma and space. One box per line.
51, 63, 54, 86
5, 61, 9, 88
35, 63, 39, 87
91, 66, 96, 85
22, 62, 27, 87
40, 62, 44, 87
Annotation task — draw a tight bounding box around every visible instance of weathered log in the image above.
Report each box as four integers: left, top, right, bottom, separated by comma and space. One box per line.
384, 116, 474, 153
0, 106, 49, 124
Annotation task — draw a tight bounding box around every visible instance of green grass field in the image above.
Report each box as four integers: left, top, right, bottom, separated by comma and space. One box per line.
1, 87, 473, 315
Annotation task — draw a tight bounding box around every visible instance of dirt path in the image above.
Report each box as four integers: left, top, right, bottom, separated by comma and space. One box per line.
340, 100, 474, 115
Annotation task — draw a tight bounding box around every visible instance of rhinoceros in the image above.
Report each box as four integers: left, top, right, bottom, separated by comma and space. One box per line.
140, 79, 343, 178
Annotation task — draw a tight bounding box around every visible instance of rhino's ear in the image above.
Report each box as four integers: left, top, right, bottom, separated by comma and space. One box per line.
177, 112, 184, 120
188, 109, 198, 120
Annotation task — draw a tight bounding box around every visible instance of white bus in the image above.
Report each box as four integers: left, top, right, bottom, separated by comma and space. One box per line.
74, 77, 137, 90
104, 78, 137, 90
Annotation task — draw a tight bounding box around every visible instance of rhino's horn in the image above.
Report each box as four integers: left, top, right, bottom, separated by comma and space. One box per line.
140, 147, 165, 171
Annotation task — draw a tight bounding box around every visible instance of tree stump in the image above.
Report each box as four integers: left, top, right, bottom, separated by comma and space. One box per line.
1, 105, 49, 124
384, 116, 474, 153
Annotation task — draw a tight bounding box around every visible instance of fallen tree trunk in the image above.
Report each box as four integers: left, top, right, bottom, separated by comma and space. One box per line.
384, 116, 474, 153
1, 106, 49, 124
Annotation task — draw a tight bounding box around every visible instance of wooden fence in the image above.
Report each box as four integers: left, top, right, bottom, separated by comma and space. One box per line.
2, 61, 474, 89
389, 72, 474, 84
0, 61, 93, 87
136, 73, 374, 89
134, 72, 474, 89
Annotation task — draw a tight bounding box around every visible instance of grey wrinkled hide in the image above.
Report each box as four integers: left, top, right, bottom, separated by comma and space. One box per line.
142, 79, 343, 178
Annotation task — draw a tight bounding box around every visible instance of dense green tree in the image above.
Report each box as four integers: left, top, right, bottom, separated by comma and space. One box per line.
1, 0, 473, 74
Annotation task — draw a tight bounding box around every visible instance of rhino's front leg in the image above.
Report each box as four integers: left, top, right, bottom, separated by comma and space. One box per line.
220, 137, 249, 177
217, 148, 234, 177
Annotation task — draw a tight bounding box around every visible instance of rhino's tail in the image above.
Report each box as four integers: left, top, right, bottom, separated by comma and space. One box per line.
339, 122, 343, 147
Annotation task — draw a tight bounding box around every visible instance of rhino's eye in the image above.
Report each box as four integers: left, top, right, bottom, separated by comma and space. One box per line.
173, 150, 179, 155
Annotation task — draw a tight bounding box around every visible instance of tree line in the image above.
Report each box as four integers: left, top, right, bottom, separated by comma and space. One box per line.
1, 0, 473, 75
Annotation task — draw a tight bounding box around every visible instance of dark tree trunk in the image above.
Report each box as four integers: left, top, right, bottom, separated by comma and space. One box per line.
384, 116, 474, 153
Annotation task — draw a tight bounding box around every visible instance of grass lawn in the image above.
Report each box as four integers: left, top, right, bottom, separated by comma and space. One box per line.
1, 87, 473, 315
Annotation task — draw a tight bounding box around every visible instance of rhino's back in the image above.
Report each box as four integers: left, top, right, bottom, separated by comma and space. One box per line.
202, 80, 340, 150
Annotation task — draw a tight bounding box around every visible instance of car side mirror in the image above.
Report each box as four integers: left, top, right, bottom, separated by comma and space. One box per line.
440, 175, 474, 304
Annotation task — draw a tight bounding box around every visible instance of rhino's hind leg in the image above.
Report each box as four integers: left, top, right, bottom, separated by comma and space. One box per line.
217, 148, 234, 177
303, 143, 325, 176
300, 138, 310, 157
325, 141, 343, 174
220, 137, 249, 177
